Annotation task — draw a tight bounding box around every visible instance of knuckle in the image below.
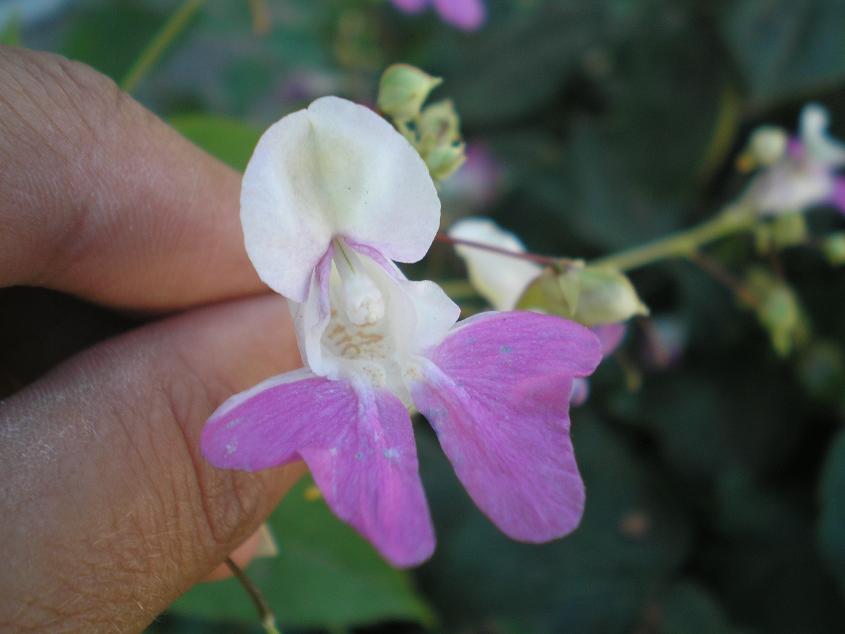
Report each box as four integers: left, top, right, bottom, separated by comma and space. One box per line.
0, 48, 143, 287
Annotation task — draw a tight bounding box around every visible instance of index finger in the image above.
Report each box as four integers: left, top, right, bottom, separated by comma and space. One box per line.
0, 46, 264, 310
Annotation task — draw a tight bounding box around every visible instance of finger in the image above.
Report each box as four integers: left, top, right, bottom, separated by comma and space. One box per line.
0, 45, 263, 309
0, 294, 304, 632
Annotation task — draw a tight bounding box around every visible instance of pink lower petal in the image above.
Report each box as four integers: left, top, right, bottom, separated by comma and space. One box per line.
412, 311, 601, 542
433, 0, 486, 30
788, 136, 805, 159
831, 176, 845, 215
302, 385, 434, 567
201, 369, 348, 471
202, 373, 434, 567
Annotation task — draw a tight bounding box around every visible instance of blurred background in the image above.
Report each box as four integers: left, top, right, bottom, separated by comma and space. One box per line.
3, 0, 845, 632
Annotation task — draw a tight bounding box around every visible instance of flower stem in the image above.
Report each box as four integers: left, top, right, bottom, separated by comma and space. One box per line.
440, 205, 757, 275
224, 557, 281, 634
689, 251, 760, 308
435, 232, 578, 267
119, 0, 206, 95
588, 204, 756, 272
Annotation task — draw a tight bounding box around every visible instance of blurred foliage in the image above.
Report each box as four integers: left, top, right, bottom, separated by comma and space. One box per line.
169, 113, 260, 170
3, 0, 845, 632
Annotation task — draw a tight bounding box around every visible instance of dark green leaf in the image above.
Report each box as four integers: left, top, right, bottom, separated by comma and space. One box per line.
722, 0, 845, 105
443, 3, 612, 126
657, 581, 749, 634
819, 429, 845, 592
61, 1, 163, 81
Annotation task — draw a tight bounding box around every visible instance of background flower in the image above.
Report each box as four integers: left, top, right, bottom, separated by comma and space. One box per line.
391, 0, 486, 31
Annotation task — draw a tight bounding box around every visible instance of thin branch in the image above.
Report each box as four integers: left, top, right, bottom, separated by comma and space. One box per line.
225, 557, 281, 634
434, 232, 577, 268
120, 0, 206, 94
689, 252, 759, 308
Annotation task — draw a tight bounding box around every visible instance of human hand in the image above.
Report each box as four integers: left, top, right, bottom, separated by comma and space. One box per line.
0, 45, 304, 632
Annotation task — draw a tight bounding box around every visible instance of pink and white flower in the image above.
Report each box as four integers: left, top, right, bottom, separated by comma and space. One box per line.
201, 97, 601, 567
743, 104, 845, 216
391, 0, 486, 31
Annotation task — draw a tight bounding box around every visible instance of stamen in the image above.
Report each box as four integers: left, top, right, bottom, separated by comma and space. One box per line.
333, 240, 386, 326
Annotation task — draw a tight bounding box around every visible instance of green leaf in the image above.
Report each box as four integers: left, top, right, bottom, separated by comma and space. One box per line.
819, 429, 845, 591
501, 5, 735, 251
443, 3, 611, 126
168, 479, 434, 629
657, 582, 749, 634
634, 368, 805, 480
61, 1, 163, 82
169, 114, 261, 171
722, 0, 845, 106
707, 466, 845, 633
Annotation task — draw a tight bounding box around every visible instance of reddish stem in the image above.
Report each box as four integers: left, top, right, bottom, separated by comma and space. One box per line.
434, 232, 575, 267
689, 252, 760, 308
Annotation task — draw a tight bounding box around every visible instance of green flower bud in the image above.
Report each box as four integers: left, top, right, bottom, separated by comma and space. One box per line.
517, 264, 649, 327
798, 341, 845, 401
770, 212, 808, 249
737, 126, 788, 172
517, 267, 578, 315
749, 126, 788, 166
822, 233, 845, 266
424, 141, 467, 181
419, 100, 461, 149
754, 212, 807, 253
419, 100, 466, 180
572, 267, 649, 326
744, 268, 809, 356
377, 64, 442, 121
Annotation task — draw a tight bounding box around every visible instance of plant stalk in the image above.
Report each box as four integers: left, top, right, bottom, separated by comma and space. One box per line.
120, 0, 206, 94
588, 205, 756, 272
224, 557, 281, 634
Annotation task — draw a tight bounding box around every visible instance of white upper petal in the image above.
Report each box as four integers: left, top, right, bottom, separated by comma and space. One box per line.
801, 103, 845, 167
449, 217, 541, 310
241, 96, 441, 302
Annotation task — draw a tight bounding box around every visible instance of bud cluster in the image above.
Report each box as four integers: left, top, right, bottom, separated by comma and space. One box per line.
377, 64, 467, 181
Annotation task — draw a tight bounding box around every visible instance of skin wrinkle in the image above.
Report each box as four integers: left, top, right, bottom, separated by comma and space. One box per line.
162, 332, 289, 551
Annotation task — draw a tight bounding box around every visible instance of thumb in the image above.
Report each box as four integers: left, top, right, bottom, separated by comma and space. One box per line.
0, 294, 304, 632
